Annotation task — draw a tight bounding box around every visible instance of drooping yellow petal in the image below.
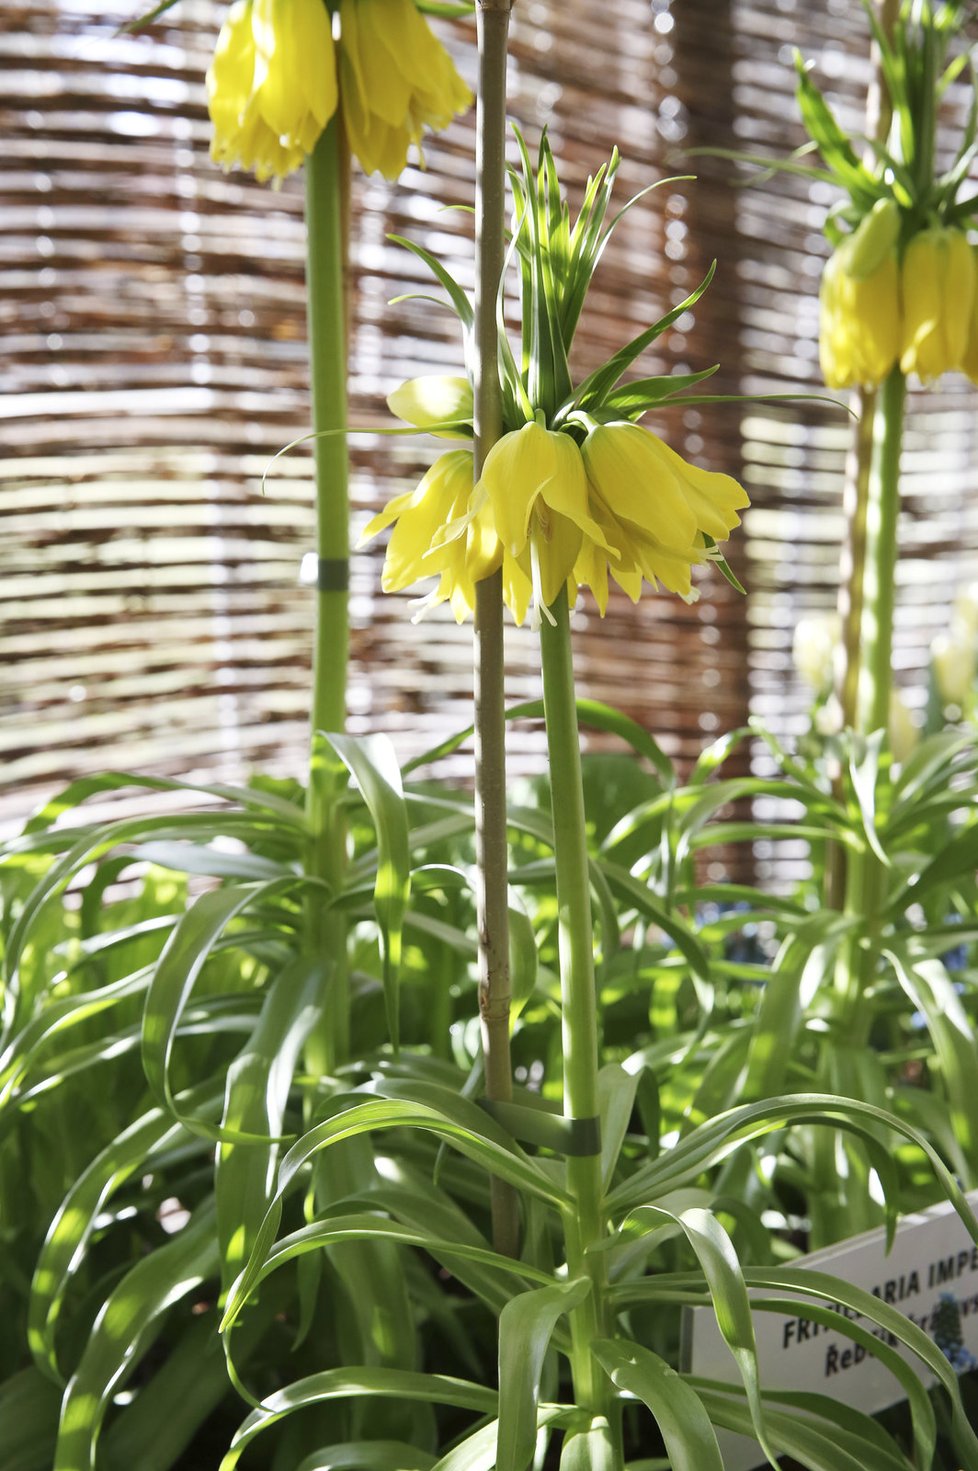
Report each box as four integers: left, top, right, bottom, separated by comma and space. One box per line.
963, 246, 978, 385
478, 421, 559, 556
819, 245, 900, 389
582, 422, 699, 551
534, 501, 584, 609
643, 435, 750, 541
207, 0, 337, 182
361, 450, 504, 620
338, 0, 472, 181
900, 227, 975, 382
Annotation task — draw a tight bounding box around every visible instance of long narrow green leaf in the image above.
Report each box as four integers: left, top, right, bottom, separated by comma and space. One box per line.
619, 1206, 776, 1464
496, 1279, 590, 1471
0, 966, 154, 1108
0, 1368, 61, 1471
141, 876, 309, 1136
220, 1091, 568, 1335
325, 733, 410, 1050
694, 1382, 909, 1471
219, 1370, 497, 1471
886, 946, 978, 1171
296, 1446, 437, 1471
221, 1211, 555, 1337
28, 1090, 218, 1380
606, 1093, 978, 1238
591, 1339, 724, 1471
216, 955, 323, 1289
54, 1210, 220, 1471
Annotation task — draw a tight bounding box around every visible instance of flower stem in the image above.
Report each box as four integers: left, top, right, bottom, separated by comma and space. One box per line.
539, 588, 619, 1449
304, 116, 351, 1073
858, 366, 905, 737
836, 388, 877, 732
473, 0, 520, 1260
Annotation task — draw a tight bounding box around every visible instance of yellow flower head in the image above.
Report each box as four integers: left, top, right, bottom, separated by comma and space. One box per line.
208, 0, 338, 183
900, 226, 975, 382
477, 422, 615, 621
818, 245, 900, 390
360, 450, 507, 623
579, 422, 749, 611
339, 0, 473, 179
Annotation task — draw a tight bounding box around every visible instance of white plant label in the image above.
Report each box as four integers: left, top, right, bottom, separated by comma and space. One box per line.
683, 1190, 978, 1470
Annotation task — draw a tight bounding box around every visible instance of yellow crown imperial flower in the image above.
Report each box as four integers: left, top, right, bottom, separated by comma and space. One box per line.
207, 0, 338, 183
818, 242, 900, 390
477, 422, 616, 621
360, 450, 512, 623
338, 0, 473, 180
578, 422, 749, 611
208, 0, 471, 184
900, 226, 975, 382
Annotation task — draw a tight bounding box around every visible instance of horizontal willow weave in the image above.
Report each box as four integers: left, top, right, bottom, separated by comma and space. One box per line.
2, 0, 977, 884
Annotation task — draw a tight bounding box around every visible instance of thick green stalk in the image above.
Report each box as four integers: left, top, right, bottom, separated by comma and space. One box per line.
539, 589, 618, 1447
304, 118, 351, 1073
829, 0, 898, 906
474, 0, 520, 1259
858, 367, 906, 737
836, 389, 877, 732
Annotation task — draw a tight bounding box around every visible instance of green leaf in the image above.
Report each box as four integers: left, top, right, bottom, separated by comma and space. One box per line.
141, 877, 308, 1135
794, 59, 876, 207
216, 954, 323, 1289
848, 731, 890, 866
602, 367, 720, 418
401, 697, 674, 788
101, 1313, 235, 1471
693, 1382, 909, 1471
220, 1089, 568, 1332
743, 912, 853, 1098
121, 0, 181, 29
0, 1368, 61, 1471
325, 733, 410, 1051
389, 235, 474, 332
885, 945, 978, 1171
606, 1093, 978, 1240
431, 1409, 569, 1471
296, 1447, 437, 1471
567, 264, 717, 415
497, 1279, 590, 1471
619, 1206, 776, 1464
219, 1370, 497, 1471
54, 1209, 220, 1471
895, 820, 978, 909
597, 1064, 640, 1193
221, 1211, 555, 1340
28, 1091, 218, 1380
559, 1417, 619, 1470
591, 1339, 724, 1471
0, 966, 154, 1109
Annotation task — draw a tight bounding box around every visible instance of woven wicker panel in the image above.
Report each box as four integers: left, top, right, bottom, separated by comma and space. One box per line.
3, 0, 977, 883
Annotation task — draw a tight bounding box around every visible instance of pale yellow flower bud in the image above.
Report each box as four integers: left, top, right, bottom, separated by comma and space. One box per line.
932, 624, 976, 706
792, 612, 840, 694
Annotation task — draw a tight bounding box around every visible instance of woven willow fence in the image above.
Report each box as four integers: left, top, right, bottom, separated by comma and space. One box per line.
3, 0, 977, 881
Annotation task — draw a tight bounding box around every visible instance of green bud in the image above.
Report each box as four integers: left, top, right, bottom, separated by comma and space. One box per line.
843, 198, 901, 279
